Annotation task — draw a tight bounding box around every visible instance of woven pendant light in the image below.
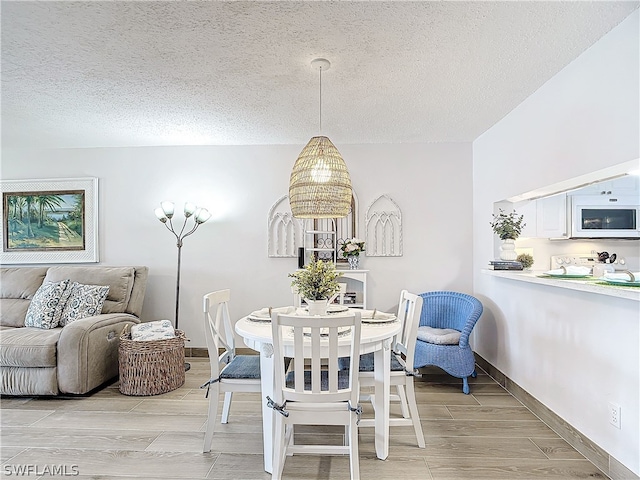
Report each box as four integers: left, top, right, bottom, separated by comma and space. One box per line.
289, 59, 352, 219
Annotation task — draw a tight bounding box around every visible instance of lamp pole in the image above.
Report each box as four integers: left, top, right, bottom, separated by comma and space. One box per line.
155, 201, 211, 331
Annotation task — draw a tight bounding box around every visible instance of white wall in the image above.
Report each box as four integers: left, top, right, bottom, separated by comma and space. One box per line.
1, 142, 473, 346
473, 11, 639, 476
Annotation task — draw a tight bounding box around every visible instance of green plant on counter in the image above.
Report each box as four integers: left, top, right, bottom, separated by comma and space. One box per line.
490, 208, 526, 240
516, 253, 534, 269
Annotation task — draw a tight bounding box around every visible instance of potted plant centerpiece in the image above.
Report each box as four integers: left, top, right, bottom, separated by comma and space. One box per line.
490, 208, 525, 261
289, 260, 343, 315
340, 238, 365, 270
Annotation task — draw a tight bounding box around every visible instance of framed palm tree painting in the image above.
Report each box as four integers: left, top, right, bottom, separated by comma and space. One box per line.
1, 178, 98, 264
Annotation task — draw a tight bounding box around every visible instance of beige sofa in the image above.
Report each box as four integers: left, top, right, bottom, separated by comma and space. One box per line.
0, 265, 148, 396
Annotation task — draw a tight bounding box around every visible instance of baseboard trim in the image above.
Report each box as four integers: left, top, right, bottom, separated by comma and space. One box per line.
475, 354, 638, 480
185, 347, 255, 357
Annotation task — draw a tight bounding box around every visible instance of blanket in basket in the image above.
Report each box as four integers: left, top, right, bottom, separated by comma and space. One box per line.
131, 320, 176, 341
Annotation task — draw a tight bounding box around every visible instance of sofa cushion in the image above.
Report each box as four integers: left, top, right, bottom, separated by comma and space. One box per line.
0, 327, 62, 367
1, 366, 58, 395
0, 299, 32, 328
60, 282, 109, 326
0, 267, 48, 327
44, 266, 134, 314
24, 280, 72, 329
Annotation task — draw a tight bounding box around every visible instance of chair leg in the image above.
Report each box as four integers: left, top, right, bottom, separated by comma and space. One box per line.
348, 417, 360, 480
471, 369, 477, 378
405, 379, 425, 448
203, 383, 220, 452
221, 391, 233, 424
396, 384, 410, 418
462, 376, 470, 394
272, 417, 287, 480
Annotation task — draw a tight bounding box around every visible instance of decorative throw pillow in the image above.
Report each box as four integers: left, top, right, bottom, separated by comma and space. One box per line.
417, 326, 461, 345
60, 282, 110, 326
24, 279, 72, 329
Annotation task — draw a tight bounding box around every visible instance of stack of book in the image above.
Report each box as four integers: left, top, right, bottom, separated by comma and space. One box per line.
488, 260, 523, 270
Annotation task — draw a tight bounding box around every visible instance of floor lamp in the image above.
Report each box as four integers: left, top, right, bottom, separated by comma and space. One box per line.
155, 201, 211, 370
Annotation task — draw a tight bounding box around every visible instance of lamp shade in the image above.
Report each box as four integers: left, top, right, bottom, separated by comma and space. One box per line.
183, 202, 197, 217
194, 208, 212, 224
289, 136, 352, 218
160, 201, 175, 218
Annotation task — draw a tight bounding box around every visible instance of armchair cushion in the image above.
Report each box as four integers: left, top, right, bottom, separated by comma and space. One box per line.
417, 326, 460, 345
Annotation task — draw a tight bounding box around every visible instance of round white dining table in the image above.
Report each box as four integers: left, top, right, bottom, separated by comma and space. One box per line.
235, 308, 401, 474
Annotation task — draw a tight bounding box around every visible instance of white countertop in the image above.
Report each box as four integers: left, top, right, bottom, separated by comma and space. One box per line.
481, 269, 640, 302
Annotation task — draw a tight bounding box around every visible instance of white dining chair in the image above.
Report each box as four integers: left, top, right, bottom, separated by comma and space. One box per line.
269, 310, 362, 480
343, 290, 425, 448
201, 289, 261, 453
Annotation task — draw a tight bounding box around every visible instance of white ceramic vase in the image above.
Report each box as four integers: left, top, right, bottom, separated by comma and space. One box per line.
347, 255, 359, 270
499, 238, 518, 261
305, 298, 328, 316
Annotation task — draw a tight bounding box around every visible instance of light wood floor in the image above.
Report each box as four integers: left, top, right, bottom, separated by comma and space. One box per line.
1, 358, 608, 479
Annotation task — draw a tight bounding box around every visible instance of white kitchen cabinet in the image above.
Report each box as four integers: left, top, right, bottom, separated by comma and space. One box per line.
515, 194, 568, 239
573, 175, 640, 196
536, 193, 568, 238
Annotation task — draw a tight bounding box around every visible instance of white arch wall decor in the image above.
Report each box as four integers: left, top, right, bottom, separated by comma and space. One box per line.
365, 194, 403, 257
333, 191, 359, 263
267, 195, 304, 257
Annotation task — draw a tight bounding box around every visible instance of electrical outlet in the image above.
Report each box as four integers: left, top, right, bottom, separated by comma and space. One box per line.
609, 402, 621, 429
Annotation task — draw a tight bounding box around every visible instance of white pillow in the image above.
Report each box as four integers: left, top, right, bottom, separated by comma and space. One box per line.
59, 282, 110, 326
24, 279, 72, 329
417, 326, 461, 345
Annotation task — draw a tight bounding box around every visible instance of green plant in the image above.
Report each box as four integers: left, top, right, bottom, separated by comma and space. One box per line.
490, 208, 526, 240
289, 260, 343, 300
340, 238, 365, 258
516, 253, 534, 269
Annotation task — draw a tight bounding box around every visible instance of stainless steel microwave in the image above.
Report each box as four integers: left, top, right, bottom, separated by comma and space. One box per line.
571, 195, 640, 238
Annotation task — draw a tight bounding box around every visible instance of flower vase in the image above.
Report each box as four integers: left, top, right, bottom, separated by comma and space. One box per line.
305, 299, 328, 316
347, 255, 359, 270
499, 239, 518, 261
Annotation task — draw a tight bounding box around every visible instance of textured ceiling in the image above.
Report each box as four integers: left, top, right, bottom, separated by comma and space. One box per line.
1, 1, 638, 149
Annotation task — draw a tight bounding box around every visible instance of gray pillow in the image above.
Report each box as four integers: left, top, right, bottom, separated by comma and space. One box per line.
24, 279, 72, 329
417, 326, 461, 345
59, 282, 110, 326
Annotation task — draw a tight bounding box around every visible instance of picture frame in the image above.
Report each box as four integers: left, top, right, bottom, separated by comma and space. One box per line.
1, 177, 99, 264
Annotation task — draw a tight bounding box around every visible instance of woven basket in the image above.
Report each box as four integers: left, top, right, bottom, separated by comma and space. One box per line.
118, 327, 186, 396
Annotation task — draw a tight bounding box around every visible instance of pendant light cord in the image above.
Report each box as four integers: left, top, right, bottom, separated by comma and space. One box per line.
319, 65, 323, 134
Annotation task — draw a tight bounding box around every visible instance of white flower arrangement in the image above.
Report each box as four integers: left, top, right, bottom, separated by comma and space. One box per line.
340, 238, 365, 258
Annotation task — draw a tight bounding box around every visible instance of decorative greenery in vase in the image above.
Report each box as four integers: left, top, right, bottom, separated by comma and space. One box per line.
289, 260, 342, 300
490, 209, 526, 240
516, 253, 534, 269
340, 238, 365, 258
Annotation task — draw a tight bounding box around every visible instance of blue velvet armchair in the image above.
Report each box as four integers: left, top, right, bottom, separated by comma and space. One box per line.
414, 291, 483, 394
